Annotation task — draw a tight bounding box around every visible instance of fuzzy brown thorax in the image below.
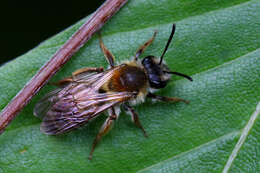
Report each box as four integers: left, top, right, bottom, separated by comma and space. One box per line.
100, 63, 148, 94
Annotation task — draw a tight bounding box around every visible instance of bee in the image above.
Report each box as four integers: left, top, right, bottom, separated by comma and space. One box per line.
34, 24, 192, 160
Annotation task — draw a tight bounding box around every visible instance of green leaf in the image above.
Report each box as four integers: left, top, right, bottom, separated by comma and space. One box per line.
1, 0, 260, 172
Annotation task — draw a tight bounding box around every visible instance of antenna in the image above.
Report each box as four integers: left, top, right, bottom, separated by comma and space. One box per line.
159, 24, 176, 65
163, 71, 193, 81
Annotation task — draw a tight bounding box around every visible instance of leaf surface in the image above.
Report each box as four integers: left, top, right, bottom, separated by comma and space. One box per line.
0, 0, 260, 172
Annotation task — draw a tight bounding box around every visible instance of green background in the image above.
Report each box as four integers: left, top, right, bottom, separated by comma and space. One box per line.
0, 0, 260, 172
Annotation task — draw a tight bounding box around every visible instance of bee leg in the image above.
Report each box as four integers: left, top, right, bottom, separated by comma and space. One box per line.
123, 104, 148, 137
147, 92, 189, 104
135, 31, 157, 60
49, 78, 74, 87
99, 34, 115, 67
72, 67, 104, 76
89, 107, 117, 160
53, 67, 104, 87
72, 67, 104, 81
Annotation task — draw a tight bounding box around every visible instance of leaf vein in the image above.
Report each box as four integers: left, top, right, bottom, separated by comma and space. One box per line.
137, 131, 240, 173
222, 102, 260, 173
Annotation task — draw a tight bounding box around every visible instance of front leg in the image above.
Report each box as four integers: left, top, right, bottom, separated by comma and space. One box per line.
135, 31, 157, 60
147, 92, 189, 104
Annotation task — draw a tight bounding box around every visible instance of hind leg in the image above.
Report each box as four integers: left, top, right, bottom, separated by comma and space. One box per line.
88, 107, 118, 160
53, 67, 104, 86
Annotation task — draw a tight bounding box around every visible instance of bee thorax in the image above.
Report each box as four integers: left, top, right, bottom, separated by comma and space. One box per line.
107, 65, 147, 92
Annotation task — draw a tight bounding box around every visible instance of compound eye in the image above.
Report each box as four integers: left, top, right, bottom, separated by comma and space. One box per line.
149, 79, 167, 89
141, 56, 154, 65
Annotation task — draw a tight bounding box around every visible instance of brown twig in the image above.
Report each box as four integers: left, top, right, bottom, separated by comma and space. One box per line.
0, 0, 128, 134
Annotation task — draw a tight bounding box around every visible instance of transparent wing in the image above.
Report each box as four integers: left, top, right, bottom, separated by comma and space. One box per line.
34, 65, 120, 119
34, 88, 62, 119
34, 65, 135, 135
40, 91, 135, 135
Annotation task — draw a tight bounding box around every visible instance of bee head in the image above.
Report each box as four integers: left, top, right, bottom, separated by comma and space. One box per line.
142, 56, 171, 88
142, 24, 192, 89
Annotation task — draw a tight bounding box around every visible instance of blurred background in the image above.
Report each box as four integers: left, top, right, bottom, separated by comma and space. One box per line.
0, 1, 105, 65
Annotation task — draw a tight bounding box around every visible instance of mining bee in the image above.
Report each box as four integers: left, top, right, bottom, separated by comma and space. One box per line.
34, 24, 192, 160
